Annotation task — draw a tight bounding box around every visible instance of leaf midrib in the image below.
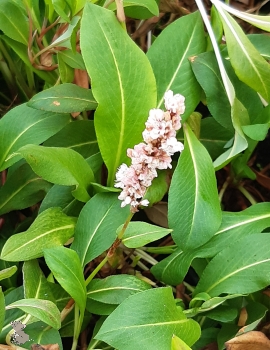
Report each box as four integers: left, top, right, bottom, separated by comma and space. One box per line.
3, 224, 74, 258
97, 19, 125, 184
206, 257, 270, 294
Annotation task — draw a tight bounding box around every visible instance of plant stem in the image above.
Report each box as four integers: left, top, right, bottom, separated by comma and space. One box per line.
141, 245, 177, 254
135, 249, 159, 265
219, 176, 230, 202
115, 0, 126, 30
85, 212, 133, 286
183, 281, 195, 293
71, 304, 80, 350
195, 0, 235, 105
117, 212, 134, 240
238, 185, 257, 205
85, 255, 109, 286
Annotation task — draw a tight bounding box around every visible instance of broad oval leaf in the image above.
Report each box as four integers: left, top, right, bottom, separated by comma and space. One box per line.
44, 120, 99, 158
71, 193, 130, 266
0, 163, 52, 215
87, 274, 151, 304
0, 208, 76, 262
44, 246, 87, 314
194, 233, 270, 297
0, 0, 29, 44
23, 260, 55, 301
152, 202, 270, 285
28, 84, 97, 113
169, 123, 222, 250
121, 221, 172, 248
21, 321, 63, 350
39, 184, 84, 217
80, 3, 157, 186
96, 287, 201, 349
0, 266, 17, 282
15, 145, 94, 202
6, 299, 61, 329
147, 11, 206, 120
191, 52, 233, 131
0, 104, 70, 171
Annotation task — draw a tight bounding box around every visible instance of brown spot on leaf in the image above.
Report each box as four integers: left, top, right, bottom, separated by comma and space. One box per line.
53, 101, 60, 106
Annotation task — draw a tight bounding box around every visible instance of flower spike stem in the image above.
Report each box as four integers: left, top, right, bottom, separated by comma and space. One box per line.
85, 212, 134, 286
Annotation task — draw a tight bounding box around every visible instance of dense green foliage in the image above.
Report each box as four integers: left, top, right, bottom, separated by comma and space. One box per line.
1, 0, 270, 349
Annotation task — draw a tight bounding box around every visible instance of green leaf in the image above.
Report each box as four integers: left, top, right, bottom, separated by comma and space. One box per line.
44, 246, 87, 314
0, 287, 24, 343
0, 0, 29, 44
23, 260, 55, 301
147, 11, 206, 121
2, 36, 57, 85
108, 0, 159, 19
0, 163, 52, 215
39, 184, 84, 216
242, 124, 269, 141
58, 50, 86, 70
191, 52, 233, 131
0, 103, 70, 171
87, 274, 151, 304
194, 233, 270, 297
52, 0, 70, 22
143, 170, 170, 207
217, 1, 270, 32
6, 299, 61, 329
199, 117, 234, 160
0, 287, 5, 335
52, 16, 80, 50
0, 208, 76, 261
86, 299, 117, 316
152, 202, 270, 285
44, 120, 99, 158
23, 321, 63, 350
28, 84, 97, 113
201, 305, 238, 323
171, 335, 192, 350
80, 3, 157, 186
16, 145, 94, 202
96, 287, 201, 349
169, 123, 222, 250
121, 222, 172, 248
71, 193, 130, 266
218, 6, 270, 102
213, 98, 248, 170
58, 53, 74, 83
248, 34, 270, 60
0, 266, 17, 282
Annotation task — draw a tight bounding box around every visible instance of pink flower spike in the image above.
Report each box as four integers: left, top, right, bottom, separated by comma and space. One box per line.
115, 89, 185, 212
164, 90, 185, 116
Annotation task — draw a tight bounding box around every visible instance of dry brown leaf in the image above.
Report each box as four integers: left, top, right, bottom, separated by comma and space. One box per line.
145, 202, 168, 227
238, 307, 248, 327
253, 170, 270, 190
226, 331, 270, 350
31, 344, 59, 350
73, 69, 89, 89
